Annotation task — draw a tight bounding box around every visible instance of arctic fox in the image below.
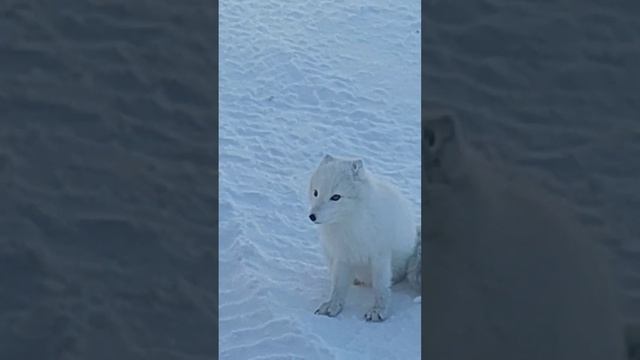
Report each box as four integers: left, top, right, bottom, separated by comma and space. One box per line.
308, 154, 420, 322
422, 112, 629, 359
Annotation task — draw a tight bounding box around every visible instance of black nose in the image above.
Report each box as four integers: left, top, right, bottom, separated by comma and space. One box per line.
309, 214, 316, 222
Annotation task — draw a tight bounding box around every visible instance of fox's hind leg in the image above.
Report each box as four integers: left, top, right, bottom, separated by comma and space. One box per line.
353, 278, 368, 286
391, 271, 407, 285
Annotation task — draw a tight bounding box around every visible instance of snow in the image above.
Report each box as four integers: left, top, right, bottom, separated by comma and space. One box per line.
219, 0, 421, 359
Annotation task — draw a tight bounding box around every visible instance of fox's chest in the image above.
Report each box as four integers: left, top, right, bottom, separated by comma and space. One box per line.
319, 227, 371, 264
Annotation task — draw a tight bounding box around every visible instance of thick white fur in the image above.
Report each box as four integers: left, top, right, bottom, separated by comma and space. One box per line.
308, 155, 416, 321
422, 113, 627, 359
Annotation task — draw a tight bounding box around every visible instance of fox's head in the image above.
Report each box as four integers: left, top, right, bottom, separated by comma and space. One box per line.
307, 154, 368, 225
423, 112, 466, 184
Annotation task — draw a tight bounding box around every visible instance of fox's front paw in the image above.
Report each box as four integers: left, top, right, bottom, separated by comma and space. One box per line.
364, 306, 388, 322
314, 300, 343, 317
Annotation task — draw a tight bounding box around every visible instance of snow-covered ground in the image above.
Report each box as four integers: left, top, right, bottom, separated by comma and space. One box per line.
219, 0, 421, 359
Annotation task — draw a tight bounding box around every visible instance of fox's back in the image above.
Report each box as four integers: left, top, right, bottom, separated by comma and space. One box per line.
358, 178, 416, 258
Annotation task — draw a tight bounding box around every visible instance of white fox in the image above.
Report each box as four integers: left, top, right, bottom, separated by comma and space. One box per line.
422, 112, 630, 359
308, 154, 420, 322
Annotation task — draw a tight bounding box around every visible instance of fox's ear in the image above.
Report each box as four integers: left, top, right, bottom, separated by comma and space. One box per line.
351, 159, 364, 175
321, 154, 335, 165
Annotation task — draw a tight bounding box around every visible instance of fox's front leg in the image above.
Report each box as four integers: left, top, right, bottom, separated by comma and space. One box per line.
365, 255, 392, 322
315, 259, 353, 317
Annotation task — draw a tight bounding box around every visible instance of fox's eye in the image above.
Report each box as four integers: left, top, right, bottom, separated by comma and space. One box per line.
425, 128, 435, 148
330, 194, 341, 201
313, 190, 318, 197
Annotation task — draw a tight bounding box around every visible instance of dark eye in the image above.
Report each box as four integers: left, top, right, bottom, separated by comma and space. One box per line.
330, 194, 341, 201
313, 190, 318, 197
425, 128, 435, 147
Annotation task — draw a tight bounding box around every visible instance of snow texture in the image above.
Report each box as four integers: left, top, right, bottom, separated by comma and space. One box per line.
219, 0, 421, 359
1, 1, 218, 359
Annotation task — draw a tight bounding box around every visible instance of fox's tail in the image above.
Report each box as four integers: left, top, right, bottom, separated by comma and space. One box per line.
406, 225, 422, 292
